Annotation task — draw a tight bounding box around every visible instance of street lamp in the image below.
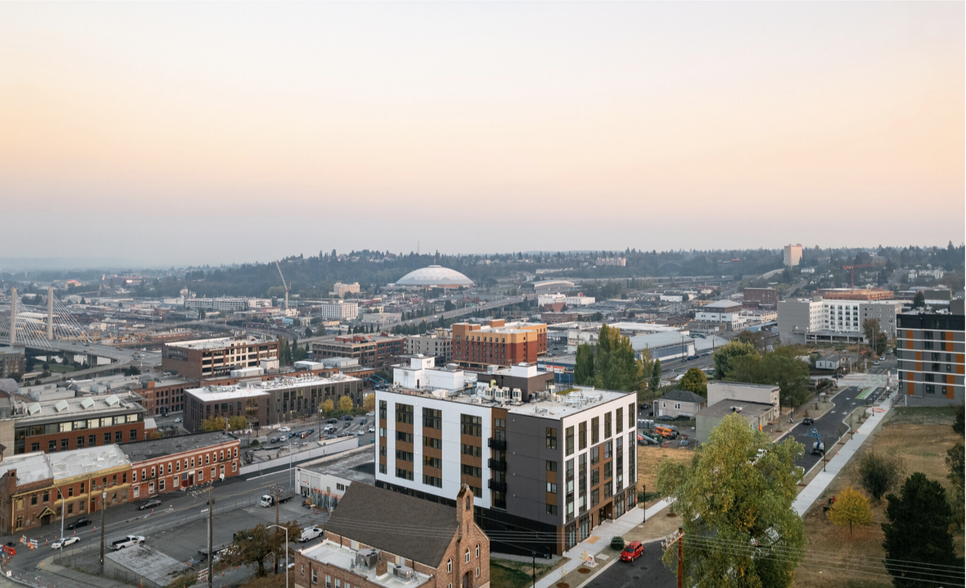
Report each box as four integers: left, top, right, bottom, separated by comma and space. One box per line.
54, 487, 65, 563
267, 525, 289, 588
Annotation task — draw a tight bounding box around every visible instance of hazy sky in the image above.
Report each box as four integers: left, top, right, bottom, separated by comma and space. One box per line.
1, 2, 963, 267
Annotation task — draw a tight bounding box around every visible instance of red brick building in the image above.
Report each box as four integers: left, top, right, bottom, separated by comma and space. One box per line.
295, 484, 489, 588
452, 320, 547, 370
120, 431, 241, 499
742, 288, 778, 310
310, 334, 406, 371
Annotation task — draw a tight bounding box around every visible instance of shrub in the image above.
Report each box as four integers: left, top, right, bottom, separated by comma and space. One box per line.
610, 536, 625, 550
857, 450, 904, 502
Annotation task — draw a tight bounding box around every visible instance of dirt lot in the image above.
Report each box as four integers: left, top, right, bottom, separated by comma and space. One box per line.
637, 445, 693, 504
792, 406, 964, 588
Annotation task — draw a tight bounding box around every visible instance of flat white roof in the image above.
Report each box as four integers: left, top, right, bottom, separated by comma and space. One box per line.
299, 540, 431, 588
167, 337, 272, 350
186, 374, 361, 400
49, 445, 131, 479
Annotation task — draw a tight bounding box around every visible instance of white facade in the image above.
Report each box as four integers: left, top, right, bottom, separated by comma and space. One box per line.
821, 301, 862, 334
694, 310, 744, 330
317, 301, 359, 320
375, 392, 494, 508
392, 356, 465, 391
707, 382, 780, 422
784, 244, 803, 267
184, 297, 250, 312
537, 294, 596, 307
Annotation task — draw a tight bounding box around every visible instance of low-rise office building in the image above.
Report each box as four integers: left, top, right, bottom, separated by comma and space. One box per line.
2, 393, 148, 456
0, 347, 25, 379
120, 431, 241, 499
742, 288, 777, 310
184, 374, 362, 432
161, 337, 279, 380
657, 389, 707, 419
316, 301, 359, 320
393, 356, 465, 392
311, 334, 407, 370
707, 382, 780, 422
375, 385, 637, 555
696, 401, 775, 444
406, 330, 453, 363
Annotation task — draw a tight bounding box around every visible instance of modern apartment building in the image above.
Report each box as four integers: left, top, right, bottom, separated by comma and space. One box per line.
184, 297, 250, 312
0, 347, 25, 379
783, 244, 803, 267
161, 337, 279, 380
896, 301, 965, 404
694, 300, 744, 330
133, 375, 196, 416
778, 297, 901, 345
374, 385, 637, 556
310, 334, 406, 370
452, 320, 548, 370
330, 282, 361, 298
821, 288, 895, 302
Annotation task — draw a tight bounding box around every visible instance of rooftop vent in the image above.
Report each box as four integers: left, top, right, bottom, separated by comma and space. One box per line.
27, 403, 41, 415
54, 400, 69, 413
80, 398, 95, 410
355, 548, 378, 570
105, 394, 120, 406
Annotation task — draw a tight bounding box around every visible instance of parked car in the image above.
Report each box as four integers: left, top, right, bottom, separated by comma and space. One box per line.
138, 499, 162, 511
300, 527, 324, 542
368, 426, 375, 433
51, 536, 80, 549
66, 517, 92, 530
620, 541, 644, 562
326, 419, 337, 424
111, 535, 144, 550
355, 430, 365, 436
270, 437, 281, 443
174, 417, 182, 423
279, 426, 291, 432
325, 435, 337, 440
802, 417, 814, 426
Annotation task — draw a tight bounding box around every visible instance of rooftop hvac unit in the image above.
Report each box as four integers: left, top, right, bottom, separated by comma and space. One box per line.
512, 388, 521, 400
355, 548, 378, 570
392, 565, 414, 582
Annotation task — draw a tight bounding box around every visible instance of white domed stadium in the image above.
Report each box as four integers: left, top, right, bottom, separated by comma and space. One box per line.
394, 265, 474, 288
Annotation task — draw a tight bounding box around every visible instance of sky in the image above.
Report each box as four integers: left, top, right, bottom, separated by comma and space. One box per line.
1, 2, 963, 267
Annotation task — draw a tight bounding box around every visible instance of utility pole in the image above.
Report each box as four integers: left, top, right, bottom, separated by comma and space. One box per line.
662, 528, 684, 588
99, 489, 107, 568
208, 484, 214, 588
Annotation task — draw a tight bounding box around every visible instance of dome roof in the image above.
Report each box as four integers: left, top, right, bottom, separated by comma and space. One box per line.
395, 265, 474, 287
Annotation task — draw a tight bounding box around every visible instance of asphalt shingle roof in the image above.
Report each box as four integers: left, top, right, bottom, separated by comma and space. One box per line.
660, 388, 707, 404
324, 483, 458, 567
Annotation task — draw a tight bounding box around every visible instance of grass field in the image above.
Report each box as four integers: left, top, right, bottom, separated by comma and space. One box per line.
792, 405, 964, 588
490, 558, 558, 588
637, 445, 693, 504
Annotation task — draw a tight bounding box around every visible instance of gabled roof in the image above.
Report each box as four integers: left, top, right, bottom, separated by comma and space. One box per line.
324, 483, 457, 567
660, 388, 707, 405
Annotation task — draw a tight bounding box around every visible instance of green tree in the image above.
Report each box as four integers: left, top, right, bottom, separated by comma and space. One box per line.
650, 359, 661, 392
712, 340, 758, 379
201, 416, 227, 432
679, 368, 708, 397
953, 405, 964, 435
947, 443, 965, 530
225, 521, 301, 577
911, 290, 926, 309
827, 486, 872, 535
656, 414, 806, 587
338, 395, 353, 413
736, 330, 764, 352
760, 353, 810, 410
228, 415, 248, 431
862, 319, 889, 355
857, 450, 904, 502
882, 473, 963, 587
304, 327, 313, 337
574, 343, 595, 386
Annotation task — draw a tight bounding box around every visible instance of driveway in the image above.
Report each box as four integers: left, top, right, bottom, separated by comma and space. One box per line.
583, 541, 676, 588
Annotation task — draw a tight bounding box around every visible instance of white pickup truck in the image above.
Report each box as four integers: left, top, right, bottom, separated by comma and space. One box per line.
111, 535, 144, 550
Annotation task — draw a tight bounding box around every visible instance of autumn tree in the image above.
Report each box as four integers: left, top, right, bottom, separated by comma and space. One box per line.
363, 393, 375, 412
882, 473, 964, 587
678, 368, 708, 397
827, 486, 872, 535
338, 395, 354, 413
201, 416, 227, 432
320, 399, 335, 415
947, 442, 965, 530
225, 521, 302, 577
656, 414, 806, 587
228, 415, 248, 431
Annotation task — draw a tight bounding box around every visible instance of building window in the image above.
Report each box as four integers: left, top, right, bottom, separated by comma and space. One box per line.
423, 408, 442, 429
61, 438, 68, 451
616, 407, 623, 434
460, 414, 482, 436
77, 436, 85, 448
565, 426, 574, 455
89, 434, 96, 447
395, 403, 414, 425
476, 545, 480, 558
447, 560, 452, 573
130, 430, 137, 442
311, 569, 317, 584
578, 422, 587, 450
591, 417, 599, 444
115, 431, 122, 443
604, 412, 612, 438
49, 440, 56, 452
546, 482, 557, 493
546, 427, 557, 449
546, 460, 557, 472
465, 549, 471, 563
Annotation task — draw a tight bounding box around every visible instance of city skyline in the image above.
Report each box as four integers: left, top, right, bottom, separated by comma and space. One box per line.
1, 2, 963, 266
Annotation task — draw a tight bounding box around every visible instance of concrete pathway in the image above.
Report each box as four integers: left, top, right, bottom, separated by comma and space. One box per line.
792, 395, 893, 516
533, 500, 670, 588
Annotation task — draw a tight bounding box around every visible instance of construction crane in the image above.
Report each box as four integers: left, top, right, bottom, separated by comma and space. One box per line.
807, 428, 825, 455
274, 260, 290, 311
842, 264, 874, 289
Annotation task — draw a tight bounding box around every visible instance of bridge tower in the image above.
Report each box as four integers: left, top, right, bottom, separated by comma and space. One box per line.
47, 286, 54, 340
9, 287, 15, 346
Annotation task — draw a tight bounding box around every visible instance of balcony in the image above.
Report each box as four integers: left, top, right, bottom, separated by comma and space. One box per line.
487, 479, 507, 492
487, 459, 507, 471
487, 438, 506, 450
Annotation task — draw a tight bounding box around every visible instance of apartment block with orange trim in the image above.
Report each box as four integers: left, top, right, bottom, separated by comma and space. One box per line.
452, 320, 547, 370
896, 300, 964, 404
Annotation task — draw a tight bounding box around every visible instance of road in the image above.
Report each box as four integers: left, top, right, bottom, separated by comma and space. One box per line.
785, 355, 895, 472
2, 457, 330, 588
384, 295, 528, 329
585, 541, 676, 588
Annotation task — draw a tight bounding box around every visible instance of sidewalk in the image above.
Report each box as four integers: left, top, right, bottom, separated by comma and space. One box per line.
533, 500, 670, 588
792, 395, 893, 516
